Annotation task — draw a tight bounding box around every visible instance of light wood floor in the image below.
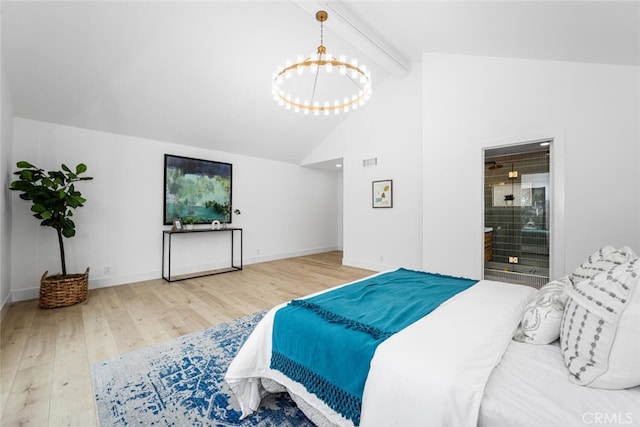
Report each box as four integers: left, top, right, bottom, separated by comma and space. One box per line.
0, 251, 372, 427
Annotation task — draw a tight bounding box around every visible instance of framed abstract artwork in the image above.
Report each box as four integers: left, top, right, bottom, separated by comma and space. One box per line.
372, 179, 393, 208
163, 154, 233, 225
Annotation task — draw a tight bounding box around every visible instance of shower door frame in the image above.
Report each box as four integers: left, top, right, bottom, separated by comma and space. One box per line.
481, 131, 566, 283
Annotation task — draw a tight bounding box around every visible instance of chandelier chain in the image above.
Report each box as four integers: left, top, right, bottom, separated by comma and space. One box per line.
312, 14, 325, 103
320, 17, 324, 52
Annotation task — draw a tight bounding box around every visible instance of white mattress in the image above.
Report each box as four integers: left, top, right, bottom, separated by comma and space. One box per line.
479, 340, 640, 427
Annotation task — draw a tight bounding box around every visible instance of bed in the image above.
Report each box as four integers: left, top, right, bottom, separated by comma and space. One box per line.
225, 248, 640, 426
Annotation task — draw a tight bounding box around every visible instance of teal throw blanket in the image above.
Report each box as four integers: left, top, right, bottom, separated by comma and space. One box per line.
270, 268, 477, 425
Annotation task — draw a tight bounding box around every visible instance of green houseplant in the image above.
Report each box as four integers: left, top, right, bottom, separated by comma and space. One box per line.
183, 216, 196, 230
205, 200, 240, 225
219, 206, 241, 227
10, 161, 93, 308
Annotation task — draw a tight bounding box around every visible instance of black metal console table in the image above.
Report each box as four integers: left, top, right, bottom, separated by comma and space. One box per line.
162, 227, 243, 282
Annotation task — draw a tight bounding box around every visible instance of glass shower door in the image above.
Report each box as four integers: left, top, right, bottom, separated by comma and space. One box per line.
484, 144, 550, 287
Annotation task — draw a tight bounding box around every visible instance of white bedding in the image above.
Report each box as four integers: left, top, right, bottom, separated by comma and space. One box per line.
480, 340, 640, 427
360, 280, 534, 426
226, 278, 536, 426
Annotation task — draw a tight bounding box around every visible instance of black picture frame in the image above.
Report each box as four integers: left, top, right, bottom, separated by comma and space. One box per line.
163, 154, 233, 225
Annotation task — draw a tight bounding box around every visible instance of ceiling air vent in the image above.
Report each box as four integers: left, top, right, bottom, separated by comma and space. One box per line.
362, 157, 378, 167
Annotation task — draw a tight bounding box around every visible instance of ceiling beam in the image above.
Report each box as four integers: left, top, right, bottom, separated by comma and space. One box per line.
292, 0, 411, 79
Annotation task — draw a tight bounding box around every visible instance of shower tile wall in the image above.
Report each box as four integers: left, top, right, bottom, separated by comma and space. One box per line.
485, 149, 550, 284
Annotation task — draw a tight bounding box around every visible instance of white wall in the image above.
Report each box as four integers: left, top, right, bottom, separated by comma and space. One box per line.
6, 54, 639, 303
422, 53, 640, 280
336, 172, 344, 249
305, 63, 423, 271
1, 58, 14, 310
9, 118, 342, 301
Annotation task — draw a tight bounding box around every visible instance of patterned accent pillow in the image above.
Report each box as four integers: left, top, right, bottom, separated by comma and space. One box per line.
513, 276, 571, 344
560, 257, 640, 389
571, 246, 637, 284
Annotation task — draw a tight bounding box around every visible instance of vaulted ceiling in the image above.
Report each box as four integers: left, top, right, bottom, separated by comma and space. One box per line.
2, 1, 639, 164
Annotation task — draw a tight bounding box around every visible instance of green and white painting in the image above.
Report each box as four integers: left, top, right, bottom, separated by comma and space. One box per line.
164, 154, 233, 224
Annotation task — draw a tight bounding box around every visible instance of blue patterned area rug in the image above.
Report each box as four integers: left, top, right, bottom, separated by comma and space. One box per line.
91, 311, 312, 426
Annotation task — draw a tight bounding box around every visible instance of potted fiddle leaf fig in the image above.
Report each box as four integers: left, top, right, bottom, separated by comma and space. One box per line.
10, 161, 93, 308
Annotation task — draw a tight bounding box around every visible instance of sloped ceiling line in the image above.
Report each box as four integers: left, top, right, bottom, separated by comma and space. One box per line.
292, 0, 411, 78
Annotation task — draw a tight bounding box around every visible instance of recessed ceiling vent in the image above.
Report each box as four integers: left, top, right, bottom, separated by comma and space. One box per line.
362, 157, 378, 167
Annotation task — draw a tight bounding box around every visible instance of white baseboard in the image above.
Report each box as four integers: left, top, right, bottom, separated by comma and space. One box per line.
10, 287, 39, 303
342, 257, 387, 272
1, 292, 15, 321
7, 246, 343, 302
89, 270, 161, 289
244, 246, 341, 265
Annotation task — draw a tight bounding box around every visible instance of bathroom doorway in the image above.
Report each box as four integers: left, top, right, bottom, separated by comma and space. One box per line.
484, 140, 551, 287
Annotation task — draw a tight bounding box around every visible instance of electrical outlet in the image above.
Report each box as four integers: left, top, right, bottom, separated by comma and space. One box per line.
104, 266, 111, 274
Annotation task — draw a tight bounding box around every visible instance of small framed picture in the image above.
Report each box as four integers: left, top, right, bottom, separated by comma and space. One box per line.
173, 219, 183, 231
372, 180, 393, 208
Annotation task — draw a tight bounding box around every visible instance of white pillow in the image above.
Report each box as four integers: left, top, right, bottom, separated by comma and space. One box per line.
560, 256, 640, 389
513, 276, 571, 344
571, 245, 637, 284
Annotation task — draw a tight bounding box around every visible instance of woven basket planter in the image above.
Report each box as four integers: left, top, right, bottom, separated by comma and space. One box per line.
39, 267, 89, 309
